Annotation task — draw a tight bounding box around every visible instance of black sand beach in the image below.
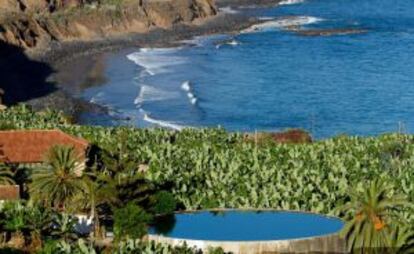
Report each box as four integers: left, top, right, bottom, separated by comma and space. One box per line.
0, 0, 282, 121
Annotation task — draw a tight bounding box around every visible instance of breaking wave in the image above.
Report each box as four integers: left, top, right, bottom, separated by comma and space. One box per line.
258, 16, 276, 21
187, 92, 198, 105
89, 92, 105, 104
219, 6, 239, 14
134, 85, 179, 105
279, 0, 305, 5
181, 81, 198, 105
242, 16, 323, 33
215, 39, 240, 49
143, 113, 187, 130
127, 48, 186, 76
181, 81, 191, 92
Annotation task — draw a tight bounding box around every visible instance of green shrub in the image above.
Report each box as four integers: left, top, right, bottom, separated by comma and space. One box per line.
113, 203, 152, 242
0, 122, 16, 130
50, 213, 79, 242
150, 191, 177, 215
0, 201, 26, 233
37, 240, 61, 254
114, 239, 228, 254
0, 247, 26, 254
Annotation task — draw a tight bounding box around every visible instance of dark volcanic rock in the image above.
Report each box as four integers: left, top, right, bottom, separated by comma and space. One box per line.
292, 28, 368, 37
216, 0, 282, 7
0, 0, 278, 122
271, 129, 312, 144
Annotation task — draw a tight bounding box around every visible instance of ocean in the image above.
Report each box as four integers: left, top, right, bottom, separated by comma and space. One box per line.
81, 0, 414, 138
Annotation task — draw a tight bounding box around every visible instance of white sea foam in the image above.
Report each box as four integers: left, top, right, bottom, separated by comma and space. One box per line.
180, 39, 202, 47
181, 81, 199, 105
180, 36, 208, 47
241, 16, 323, 33
143, 113, 186, 130
279, 0, 305, 5
181, 81, 191, 92
138, 47, 181, 53
89, 92, 105, 104
258, 16, 275, 21
227, 39, 239, 46
238, 5, 261, 9
140, 69, 155, 77
89, 93, 123, 118
190, 98, 198, 105
134, 85, 179, 105
215, 39, 240, 49
220, 6, 239, 14
89, 97, 99, 104
127, 48, 186, 76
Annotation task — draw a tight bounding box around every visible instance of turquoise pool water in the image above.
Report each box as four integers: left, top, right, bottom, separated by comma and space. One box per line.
149, 210, 344, 241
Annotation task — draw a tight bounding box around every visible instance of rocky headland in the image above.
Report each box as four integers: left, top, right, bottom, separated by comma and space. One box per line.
0, 0, 217, 51
288, 27, 368, 37
0, 0, 282, 119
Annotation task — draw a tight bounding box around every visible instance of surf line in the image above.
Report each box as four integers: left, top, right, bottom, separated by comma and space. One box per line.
181, 80, 198, 105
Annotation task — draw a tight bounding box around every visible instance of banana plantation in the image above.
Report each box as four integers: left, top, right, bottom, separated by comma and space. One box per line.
1, 104, 414, 253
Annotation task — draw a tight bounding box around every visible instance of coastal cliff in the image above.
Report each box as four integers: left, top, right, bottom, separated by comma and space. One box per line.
0, 0, 217, 50
0, 0, 284, 116
0, 0, 218, 112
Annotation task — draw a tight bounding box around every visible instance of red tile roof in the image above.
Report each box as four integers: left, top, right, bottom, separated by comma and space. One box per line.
0, 130, 89, 163
0, 185, 20, 200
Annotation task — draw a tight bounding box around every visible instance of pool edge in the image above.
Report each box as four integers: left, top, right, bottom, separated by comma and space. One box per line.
148, 232, 346, 254
148, 209, 347, 254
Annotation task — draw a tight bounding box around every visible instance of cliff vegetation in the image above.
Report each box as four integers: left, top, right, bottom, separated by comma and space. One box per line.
0, 0, 217, 50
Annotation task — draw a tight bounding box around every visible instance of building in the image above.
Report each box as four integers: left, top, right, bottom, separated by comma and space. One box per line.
0, 185, 20, 201
0, 129, 89, 164
0, 130, 90, 202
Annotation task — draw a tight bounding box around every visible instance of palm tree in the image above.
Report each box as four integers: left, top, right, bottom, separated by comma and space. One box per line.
1, 202, 26, 249
0, 163, 15, 185
72, 175, 115, 239
79, 155, 152, 238
30, 145, 85, 211
387, 224, 414, 254
25, 205, 53, 250
338, 179, 412, 253
98, 144, 153, 208
50, 213, 79, 242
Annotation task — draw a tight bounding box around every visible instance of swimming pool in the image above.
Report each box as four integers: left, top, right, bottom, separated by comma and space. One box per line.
148, 210, 346, 254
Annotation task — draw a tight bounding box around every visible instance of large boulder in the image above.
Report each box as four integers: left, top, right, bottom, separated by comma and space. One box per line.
20, 0, 49, 12
143, 0, 217, 28
0, 0, 21, 13
0, 0, 49, 13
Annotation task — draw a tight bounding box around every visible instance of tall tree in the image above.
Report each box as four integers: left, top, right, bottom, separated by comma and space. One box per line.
98, 139, 153, 209
0, 163, 14, 185
72, 175, 115, 239
30, 145, 85, 211
338, 179, 412, 253
25, 205, 53, 250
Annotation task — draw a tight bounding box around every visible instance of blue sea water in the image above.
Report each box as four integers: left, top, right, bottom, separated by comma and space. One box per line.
82, 0, 414, 138
148, 210, 344, 241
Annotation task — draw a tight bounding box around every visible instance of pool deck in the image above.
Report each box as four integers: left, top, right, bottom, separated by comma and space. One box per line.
148, 233, 347, 254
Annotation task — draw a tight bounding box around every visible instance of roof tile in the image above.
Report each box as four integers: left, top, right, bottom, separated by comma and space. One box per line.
0, 130, 89, 163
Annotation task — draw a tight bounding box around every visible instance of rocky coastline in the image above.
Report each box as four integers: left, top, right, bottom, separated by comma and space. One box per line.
0, 0, 283, 121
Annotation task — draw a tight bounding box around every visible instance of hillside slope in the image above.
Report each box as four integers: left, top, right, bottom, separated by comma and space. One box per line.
0, 0, 217, 50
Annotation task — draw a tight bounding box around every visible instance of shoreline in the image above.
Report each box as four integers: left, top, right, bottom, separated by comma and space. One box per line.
25, 0, 283, 122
